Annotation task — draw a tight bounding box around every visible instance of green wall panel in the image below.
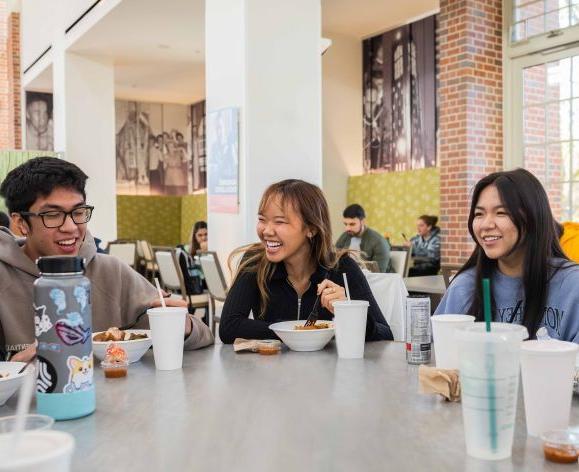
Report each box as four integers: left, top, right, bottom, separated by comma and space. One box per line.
180, 193, 208, 244
348, 168, 440, 245
117, 195, 182, 246
117, 193, 207, 247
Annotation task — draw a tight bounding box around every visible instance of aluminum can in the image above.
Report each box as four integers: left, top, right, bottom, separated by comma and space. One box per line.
405, 295, 431, 364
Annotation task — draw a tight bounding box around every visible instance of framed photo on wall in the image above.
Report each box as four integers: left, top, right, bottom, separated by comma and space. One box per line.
206, 107, 239, 214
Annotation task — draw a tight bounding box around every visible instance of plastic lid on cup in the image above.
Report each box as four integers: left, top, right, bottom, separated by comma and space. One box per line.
521, 339, 579, 355
456, 322, 529, 342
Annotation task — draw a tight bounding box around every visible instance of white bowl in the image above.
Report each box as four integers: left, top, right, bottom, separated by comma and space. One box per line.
92, 330, 152, 364
0, 362, 28, 406
269, 320, 335, 352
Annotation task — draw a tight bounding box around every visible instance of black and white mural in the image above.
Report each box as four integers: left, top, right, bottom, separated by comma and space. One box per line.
363, 15, 436, 172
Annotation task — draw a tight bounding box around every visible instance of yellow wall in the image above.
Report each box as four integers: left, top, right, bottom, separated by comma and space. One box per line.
117, 193, 207, 247
180, 193, 208, 244
347, 167, 440, 246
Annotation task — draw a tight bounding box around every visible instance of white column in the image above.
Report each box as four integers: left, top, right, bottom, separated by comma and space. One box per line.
206, 0, 322, 271
52, 50, 117, 243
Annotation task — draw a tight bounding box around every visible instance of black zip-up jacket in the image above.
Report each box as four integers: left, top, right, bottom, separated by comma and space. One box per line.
219, 255, 393, 343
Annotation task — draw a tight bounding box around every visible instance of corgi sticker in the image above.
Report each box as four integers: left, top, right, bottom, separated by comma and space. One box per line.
63, 354, 93, 393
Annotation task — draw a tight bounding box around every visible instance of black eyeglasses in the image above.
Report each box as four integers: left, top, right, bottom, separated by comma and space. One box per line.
20, 206, 94, 229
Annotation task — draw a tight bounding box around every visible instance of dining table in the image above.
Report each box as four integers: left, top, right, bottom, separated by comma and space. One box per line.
3, 342, 577, 471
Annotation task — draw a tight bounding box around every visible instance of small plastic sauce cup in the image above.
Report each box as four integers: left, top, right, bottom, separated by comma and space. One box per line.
257, 340, 282, 356
101, 360, 129, 378
541, 430, 579, 464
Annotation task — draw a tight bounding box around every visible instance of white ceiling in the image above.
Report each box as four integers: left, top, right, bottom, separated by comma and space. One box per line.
26, 0, 439, 103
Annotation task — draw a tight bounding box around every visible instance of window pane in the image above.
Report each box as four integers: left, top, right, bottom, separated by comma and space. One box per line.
556, 181, 570, 221
573, 182, 579, 221
571, 99, 579, 139
524, 106, 546, 144
545, 7, 570, 30
516, 1, 545, 22
546, 102, 565, 141
574, 141, 579, 179
524, 146, 547, 181
525, 64, 547, 105
549, 142, 569, 181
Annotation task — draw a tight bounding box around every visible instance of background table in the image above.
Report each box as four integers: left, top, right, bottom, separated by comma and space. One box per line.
3, 342, 577, 471
404, 274, 447, 295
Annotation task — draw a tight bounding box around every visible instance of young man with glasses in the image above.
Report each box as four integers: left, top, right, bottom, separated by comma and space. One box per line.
0, 157, 213, 361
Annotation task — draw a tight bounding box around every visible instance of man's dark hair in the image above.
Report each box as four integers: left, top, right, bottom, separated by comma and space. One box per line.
0, 211, 9, 228
0, 157, 88, 213
343, 204, 365, 219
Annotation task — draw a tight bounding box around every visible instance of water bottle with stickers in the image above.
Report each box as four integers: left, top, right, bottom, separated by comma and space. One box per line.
34, 256, 95, 420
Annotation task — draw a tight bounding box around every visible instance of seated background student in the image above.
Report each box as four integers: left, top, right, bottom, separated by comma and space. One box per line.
0, 157, 213, 361
219, 179, 393, 344
335, 204, 392, 272
404, 215, 441, 276
435, 168, 579, 342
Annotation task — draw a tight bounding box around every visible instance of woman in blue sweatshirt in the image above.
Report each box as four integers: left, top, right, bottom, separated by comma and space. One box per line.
219, 179, 392, 344
435, 168, 579, 341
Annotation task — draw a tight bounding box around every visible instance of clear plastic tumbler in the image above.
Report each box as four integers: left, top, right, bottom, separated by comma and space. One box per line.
456, 322, 528, 460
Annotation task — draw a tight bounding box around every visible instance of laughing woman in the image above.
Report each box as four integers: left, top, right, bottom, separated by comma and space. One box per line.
219, 179, 392, 344
435, 168, 579, 341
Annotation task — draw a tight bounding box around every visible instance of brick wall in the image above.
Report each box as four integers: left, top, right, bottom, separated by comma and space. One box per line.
0, 2, 20, 149
437, 0, 503, 265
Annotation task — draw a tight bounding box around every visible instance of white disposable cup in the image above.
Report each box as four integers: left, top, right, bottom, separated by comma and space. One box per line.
431, 314, 475, 369
457, 322, 529, 460
0, 430, 75, 471
333, 300, 368, 359
147, 307, 187, 370
520, 339, 578, 437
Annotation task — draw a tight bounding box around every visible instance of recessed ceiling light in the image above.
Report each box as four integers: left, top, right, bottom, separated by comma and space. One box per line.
158, 44, 170, 49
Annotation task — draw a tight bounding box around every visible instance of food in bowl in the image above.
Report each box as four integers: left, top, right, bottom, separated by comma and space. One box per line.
269, 320, 335, 352
93, 327, 148, 342
92, 329, 152, 364
0, 372, 9, 379
294, 322, 331, 330
0, 362, 27, 405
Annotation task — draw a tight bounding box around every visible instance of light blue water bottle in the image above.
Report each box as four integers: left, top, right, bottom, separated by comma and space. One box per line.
34, 256, 95, 420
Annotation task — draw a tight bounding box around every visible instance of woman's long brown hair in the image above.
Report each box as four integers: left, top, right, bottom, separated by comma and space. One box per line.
229, 179, 344, 316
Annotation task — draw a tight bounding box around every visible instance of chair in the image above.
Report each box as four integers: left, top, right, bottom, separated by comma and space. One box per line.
107, 241, 137, 268
390, 249, 411, 277
199, 251, 229, 335
155, 248, 209, 312
137, 240, 158, 281
441, 263, 463, 288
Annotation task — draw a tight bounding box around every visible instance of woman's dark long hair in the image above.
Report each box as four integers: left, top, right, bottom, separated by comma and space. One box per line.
190, 220, 207, 254
455, 168, 570, 337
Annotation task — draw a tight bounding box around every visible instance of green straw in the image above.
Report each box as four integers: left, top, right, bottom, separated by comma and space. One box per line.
483, 278, 492, 332
482, 277, 497, 452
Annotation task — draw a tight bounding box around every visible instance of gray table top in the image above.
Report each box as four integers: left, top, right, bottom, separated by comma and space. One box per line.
4, 342, 578, 471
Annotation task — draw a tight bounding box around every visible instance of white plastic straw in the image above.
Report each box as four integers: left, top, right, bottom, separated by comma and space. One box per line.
11, 364, 36, 451
154, 277, 166, 308
343, 273, 351, 301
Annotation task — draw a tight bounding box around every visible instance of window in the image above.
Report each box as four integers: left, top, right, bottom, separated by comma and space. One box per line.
512, 0, 579, 42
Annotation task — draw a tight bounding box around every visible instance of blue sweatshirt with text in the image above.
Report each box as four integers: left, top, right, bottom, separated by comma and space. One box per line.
434, 261, 579, 342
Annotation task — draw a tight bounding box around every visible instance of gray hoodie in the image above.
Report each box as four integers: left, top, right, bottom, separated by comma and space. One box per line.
0, 228, 213, 356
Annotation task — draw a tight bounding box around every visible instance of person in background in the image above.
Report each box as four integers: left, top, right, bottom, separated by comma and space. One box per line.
219, 180, 392, 344
190, 221, 208, 254
335, 204, 392, 272
557, 221, 579, 264
0, 157, 213, 361
0, 211, 10, 229
435, 168, 579, 342
404, 215, 441, 276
